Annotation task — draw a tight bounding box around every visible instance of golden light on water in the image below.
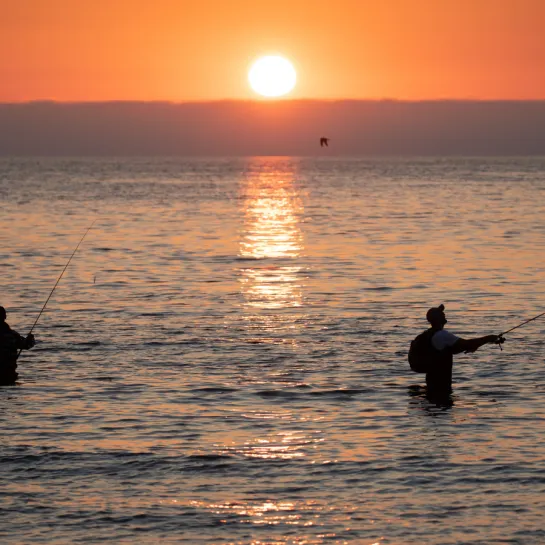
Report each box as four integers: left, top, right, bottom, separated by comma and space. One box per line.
240, 266, 303, 309
238, 163, 305, 309
219, 430, 321, 460
193, 499, 303, 528
239, 171, 303, 259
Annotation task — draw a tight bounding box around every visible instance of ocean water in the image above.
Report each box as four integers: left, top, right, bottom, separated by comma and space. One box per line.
1, 156, 544, 545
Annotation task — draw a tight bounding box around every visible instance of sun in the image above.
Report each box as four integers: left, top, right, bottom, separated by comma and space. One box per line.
248, 56, 297, 98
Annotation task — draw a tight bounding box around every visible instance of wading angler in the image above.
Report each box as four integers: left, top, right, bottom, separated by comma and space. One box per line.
408, 304, 504, 398
0, 306, 36, 384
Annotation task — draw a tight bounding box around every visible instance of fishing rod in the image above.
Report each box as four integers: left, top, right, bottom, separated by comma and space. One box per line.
17, 220, 96, 360
496, 310, 545, 350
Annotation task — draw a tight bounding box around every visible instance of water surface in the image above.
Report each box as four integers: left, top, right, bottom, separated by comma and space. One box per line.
1, 157, 544, 544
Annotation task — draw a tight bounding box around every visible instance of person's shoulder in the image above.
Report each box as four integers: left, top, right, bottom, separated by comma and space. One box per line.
436, 329, 460, 342
0, 323, 21, 338
0, 322, 11, 333
415, 328, 435, 341
435, 328, 456, 336
431, 329, 460, 350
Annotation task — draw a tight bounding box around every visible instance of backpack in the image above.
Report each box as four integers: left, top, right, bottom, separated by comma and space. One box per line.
408, 328, 439, 373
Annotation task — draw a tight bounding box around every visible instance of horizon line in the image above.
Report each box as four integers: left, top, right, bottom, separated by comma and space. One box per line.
3, 98, 545, 106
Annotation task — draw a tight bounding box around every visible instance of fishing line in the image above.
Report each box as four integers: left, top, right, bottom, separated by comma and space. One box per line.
17, 220, 96, 359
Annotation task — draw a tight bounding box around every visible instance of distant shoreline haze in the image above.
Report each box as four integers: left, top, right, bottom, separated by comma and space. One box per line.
1, 100, 545, 156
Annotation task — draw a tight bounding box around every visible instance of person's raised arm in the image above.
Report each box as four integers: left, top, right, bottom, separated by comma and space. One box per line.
451, 335, 501, 354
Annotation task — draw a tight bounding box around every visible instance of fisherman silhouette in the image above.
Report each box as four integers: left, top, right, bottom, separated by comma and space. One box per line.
320, 137, 329, 147
0, 306, 35, 384
409, 304, 503, 400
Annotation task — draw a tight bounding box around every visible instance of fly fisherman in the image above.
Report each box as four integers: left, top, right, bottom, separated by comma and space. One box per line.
409, 304, 503, 398
0, 306, 36, 384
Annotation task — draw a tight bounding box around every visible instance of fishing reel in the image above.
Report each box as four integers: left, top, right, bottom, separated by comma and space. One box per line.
496, 334, 506, 350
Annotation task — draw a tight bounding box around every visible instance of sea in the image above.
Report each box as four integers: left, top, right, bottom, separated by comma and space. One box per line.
1, 156, 544, 544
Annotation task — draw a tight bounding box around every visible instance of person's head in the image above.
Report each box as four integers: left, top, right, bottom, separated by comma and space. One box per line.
426, 304, 447, 328
0, 306, 6, 322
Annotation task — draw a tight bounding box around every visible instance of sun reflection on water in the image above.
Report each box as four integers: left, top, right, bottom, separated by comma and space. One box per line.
238, 161, 305, 309
214, 423, 324, 461
193, 499, 303, 528
191, 499, 385, 543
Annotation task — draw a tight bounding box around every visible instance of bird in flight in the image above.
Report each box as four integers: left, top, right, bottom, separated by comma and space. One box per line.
320, 137, 330, 147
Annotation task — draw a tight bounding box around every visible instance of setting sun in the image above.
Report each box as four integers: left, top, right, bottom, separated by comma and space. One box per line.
248, 56, 297, 98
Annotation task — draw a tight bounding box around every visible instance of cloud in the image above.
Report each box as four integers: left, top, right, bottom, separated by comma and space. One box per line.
1, 100, 544, 156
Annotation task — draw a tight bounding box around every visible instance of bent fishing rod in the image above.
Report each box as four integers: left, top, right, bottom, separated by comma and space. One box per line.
496, 310, 545, 349
17, 220, 96, 360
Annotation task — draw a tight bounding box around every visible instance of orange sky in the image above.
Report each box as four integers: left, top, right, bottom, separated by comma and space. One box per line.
2, 0, 545, 102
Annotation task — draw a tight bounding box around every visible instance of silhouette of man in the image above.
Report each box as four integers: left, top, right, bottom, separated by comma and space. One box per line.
423, 304, 503, 398
320, 137, 329, 147
0, 306, 35, 384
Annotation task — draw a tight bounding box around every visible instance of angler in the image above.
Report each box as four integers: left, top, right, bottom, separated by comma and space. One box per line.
1, 221, 95, 385
0, 306, 36, 384
408, 304, 503, 399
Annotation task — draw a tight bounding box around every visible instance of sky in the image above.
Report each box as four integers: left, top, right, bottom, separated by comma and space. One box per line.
2, 0, 545, 103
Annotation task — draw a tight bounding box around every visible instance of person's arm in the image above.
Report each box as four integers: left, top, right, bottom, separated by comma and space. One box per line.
10, 330, 35, 350
451, 335, 500, 354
